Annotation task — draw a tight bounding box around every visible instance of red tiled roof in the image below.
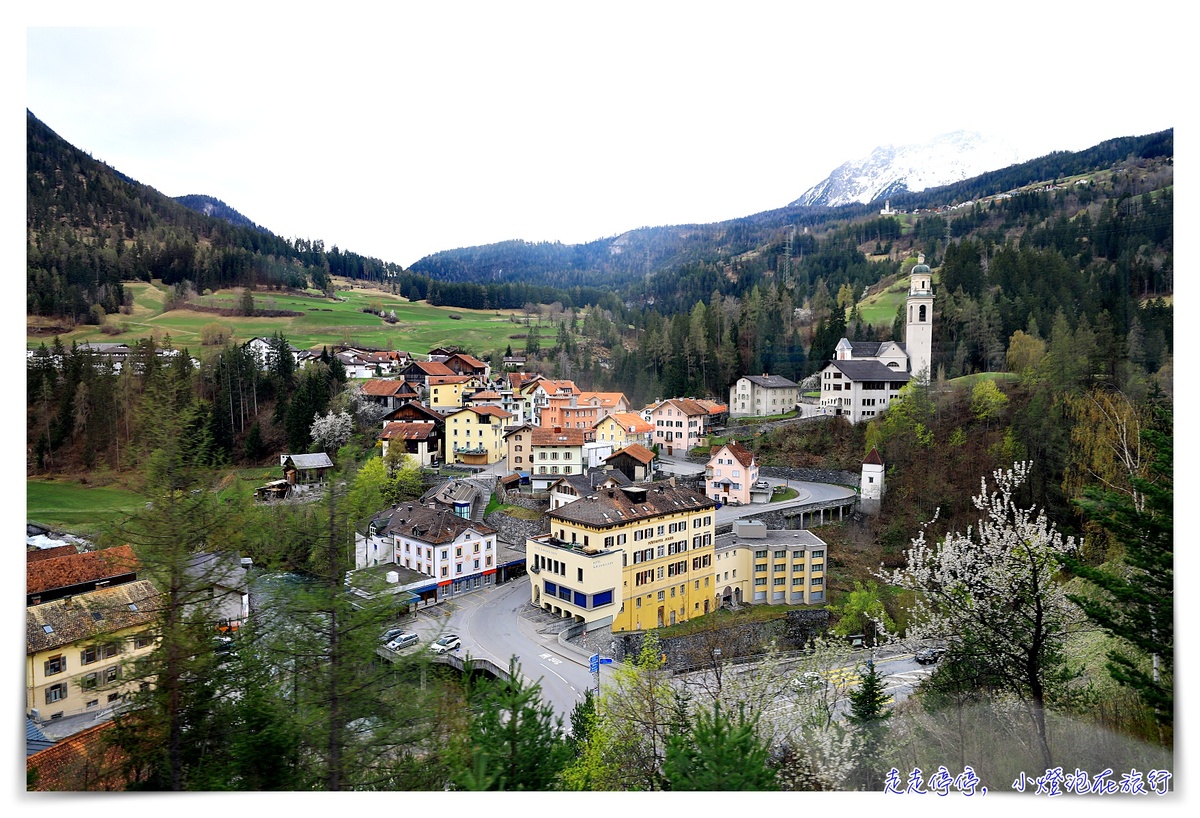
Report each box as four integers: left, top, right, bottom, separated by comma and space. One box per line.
602, 412, 653, 433
531, 427, 587, 446
361, 379, 405, 397
608, 442, 656, 464
26, 722, 133, 791
380, 422, 436, 441
27, 545, 79, 563
27, 545, 139, 596
712, 440, 755, 467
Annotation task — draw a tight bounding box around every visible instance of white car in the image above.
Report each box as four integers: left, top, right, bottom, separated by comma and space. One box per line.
792, 671, 826, 690
429, 634, 461, 654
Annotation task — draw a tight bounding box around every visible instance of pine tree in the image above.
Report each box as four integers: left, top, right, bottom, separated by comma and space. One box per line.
453, 659, 570, 790
1062, 418, 1173, 740
845, 660, 892, 790
663, 702, 777, 791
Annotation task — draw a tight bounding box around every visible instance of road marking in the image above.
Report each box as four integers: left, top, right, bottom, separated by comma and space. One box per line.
539, 652, 562, 665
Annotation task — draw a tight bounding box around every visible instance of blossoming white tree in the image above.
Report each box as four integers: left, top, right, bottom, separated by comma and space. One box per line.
310, 410, 354, 453
877, 462, 1082, 770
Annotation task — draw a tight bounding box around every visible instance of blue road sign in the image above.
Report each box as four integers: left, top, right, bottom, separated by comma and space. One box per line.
600, 657, 613, 664
589, 653, 599, 673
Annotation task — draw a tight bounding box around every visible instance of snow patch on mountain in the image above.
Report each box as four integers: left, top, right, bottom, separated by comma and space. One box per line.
791, 131, 1031, 208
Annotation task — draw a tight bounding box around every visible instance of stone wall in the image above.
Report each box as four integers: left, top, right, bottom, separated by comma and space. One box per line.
484, 511, 548, 546
608, 608, 830, 671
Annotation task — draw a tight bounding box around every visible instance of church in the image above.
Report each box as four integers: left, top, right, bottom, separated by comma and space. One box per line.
817, 254, 934, 423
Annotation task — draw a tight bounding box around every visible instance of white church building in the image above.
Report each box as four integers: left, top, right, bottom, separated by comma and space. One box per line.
818, 254, 934, 423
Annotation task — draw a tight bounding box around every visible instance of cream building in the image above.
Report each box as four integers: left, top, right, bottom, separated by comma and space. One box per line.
711, 520, 827, 607
27, 579, 160, 722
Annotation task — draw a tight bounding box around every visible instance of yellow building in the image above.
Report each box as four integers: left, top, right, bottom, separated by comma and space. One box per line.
592, 411, 654, 450
26, 579, 160, 721
428, 375, 480, 411
445, 404, 513, 465
711, 520, 827, 607
527, 482, 717, 631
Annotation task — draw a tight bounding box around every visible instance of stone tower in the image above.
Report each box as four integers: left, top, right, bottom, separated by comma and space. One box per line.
906, 253, 934, 382
860, 447, 885, 514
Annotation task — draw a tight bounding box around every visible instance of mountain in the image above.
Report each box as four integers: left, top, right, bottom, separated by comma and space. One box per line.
173, 194, 268, 233
791, 130, 1031, 208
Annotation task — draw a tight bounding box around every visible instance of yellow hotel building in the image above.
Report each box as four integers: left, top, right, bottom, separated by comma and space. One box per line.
527, 482, 717, 631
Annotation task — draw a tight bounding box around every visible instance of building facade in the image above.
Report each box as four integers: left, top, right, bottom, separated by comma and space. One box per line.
728, 374, 800, 418
359, 503, 499, 600
711, 520, 828, 607
526, 483, 717, 632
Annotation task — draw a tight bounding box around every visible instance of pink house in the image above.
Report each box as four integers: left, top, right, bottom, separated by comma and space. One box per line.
644, 398, 713, 455
706, 441, 759, 506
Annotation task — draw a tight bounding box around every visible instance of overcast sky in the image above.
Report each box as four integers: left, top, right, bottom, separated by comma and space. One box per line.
18, 2, 1181, 268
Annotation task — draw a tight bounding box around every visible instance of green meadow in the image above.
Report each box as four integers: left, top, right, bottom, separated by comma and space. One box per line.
28, 279, 538, 359
27, 478, 145, 537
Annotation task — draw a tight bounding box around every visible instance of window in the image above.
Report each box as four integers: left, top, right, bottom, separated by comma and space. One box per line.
811, 577, 824, 586
474, 559, 480, 569
754, 550, 767, 559
81, 672, 99, 690
774, 550, 786, 558
812, 563, 824, 572
46, 683, 68, 703
441, 566, 448, 577
755, 563, 767, 572
754, 577, 767, 586
578, 567, 584, 582
80, 646, 98, 665
793, 577, 804, 586
44, 655, 65, 676
812, 550, 824, 559
104, 666, 120, 684
657, 591, 665, 601
774, 577, 786, 586
134, 636, 152, 650
456, 547, 463, 557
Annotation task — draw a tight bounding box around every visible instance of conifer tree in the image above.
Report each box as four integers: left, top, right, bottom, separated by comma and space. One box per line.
845, 660, 892, 790
663, 702, 777, 791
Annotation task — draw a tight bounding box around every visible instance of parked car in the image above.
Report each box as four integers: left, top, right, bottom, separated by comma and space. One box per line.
429, 634, 461, 654
386, 632, 420, 651
754, 479, 770, 490
915, 647, 945, 665
381, 627, 408, 643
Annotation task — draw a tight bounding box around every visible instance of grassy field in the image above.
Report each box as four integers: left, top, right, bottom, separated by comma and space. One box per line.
854, 269, 941, 327
27, 478, 146, 536
27, 278, 543, 359
27, 466, 285, 538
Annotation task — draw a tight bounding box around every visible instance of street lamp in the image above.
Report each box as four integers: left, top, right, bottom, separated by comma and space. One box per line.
712, 647, 723, 695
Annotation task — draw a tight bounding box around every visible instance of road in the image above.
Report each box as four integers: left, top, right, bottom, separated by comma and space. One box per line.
403, 576, 603, 720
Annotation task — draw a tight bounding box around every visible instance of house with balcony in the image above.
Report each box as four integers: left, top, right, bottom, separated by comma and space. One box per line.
360, 378, 412, 412
442, 351, 491, 382
379, 421, 442, 467
604, 443, 656, 483
444, 405, 513, 465
705, 440, 759, 507
526, 482, 717, 631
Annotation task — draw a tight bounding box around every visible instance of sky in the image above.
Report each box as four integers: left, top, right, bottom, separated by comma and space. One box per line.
15, 2, 1184, 269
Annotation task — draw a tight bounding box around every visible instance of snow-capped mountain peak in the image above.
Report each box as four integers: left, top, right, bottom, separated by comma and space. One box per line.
791, 131, 1030, 208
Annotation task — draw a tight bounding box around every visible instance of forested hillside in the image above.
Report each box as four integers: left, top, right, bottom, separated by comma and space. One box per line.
27, 107, 1171, 407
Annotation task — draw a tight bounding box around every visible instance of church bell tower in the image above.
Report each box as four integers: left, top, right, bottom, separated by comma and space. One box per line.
906, 253, 934, 382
